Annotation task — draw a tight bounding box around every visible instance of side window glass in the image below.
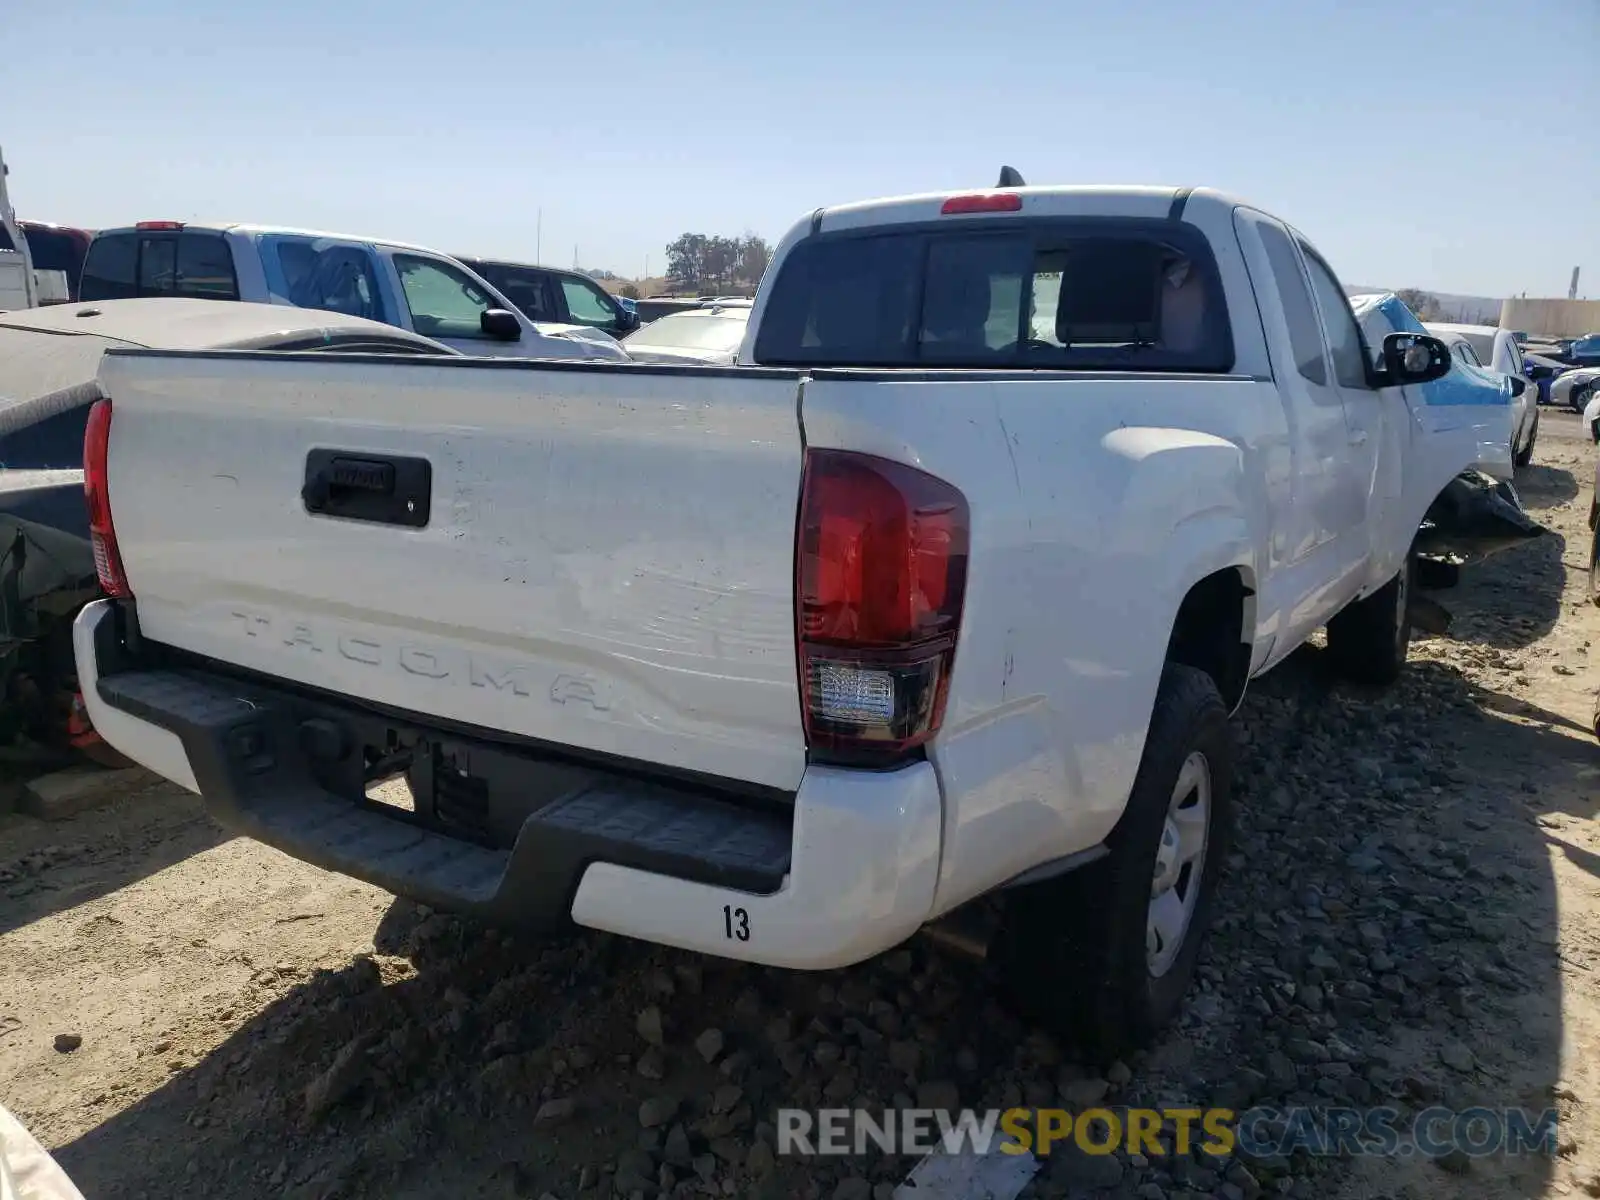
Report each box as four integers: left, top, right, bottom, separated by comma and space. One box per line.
1300, 248, 1369, 389
79, 234, 138, 301
1459, 343, 1481, 367
489, 268, 557, 321
394, 255, 495, 339
1256, 222, 1326, 385
137, 237, 177, 295
269, 239, 386, 322
1358, 306, 1397, 373
560, 277, 617, 327
174, 234, 238, 300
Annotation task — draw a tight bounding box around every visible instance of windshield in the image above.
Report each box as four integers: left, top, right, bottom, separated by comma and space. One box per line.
627, 310, 749, 353
753, 220, 1232, 371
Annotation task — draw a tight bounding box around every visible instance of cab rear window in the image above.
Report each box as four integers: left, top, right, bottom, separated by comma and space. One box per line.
81, 231, 239, 302
753, 219, 1233, 372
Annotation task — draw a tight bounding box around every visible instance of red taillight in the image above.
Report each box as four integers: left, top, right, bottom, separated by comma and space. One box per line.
796, 450, 969, 765
83, 398, 131, 598
134, 220, 185, 231
940, 193, 1023, 215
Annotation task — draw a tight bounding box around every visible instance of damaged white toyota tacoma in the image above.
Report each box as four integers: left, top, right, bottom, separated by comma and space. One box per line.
75, 179, 1502, 1056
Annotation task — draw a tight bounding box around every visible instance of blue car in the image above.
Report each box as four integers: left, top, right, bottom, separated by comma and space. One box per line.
1569, 333, 1600, 369
1349, 292, 1521, 480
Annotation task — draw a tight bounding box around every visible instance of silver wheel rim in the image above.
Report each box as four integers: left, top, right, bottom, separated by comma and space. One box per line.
1147, 751, 1210, 978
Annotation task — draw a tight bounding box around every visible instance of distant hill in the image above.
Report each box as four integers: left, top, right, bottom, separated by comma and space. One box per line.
1345, 285, 1503, 325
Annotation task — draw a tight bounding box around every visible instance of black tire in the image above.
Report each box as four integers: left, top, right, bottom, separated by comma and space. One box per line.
1514, 417, 1536, 468
1572, 384, 1593, 414
1326, 556, 1413, 685
991, 663, 1234, 1064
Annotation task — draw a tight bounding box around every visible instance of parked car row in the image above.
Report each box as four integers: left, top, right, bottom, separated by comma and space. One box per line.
77, 222, 631, 361
21, 208, 758, 368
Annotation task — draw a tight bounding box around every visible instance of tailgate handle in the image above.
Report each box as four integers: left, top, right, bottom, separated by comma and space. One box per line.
303, 450, 431, 528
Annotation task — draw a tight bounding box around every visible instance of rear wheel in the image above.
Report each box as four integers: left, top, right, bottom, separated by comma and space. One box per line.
1326, 555, 1413, 685
1514, 414, 1537, 468
991, 664, 1233, 1063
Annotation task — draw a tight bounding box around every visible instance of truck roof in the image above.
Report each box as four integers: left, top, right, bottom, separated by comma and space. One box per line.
811, 185, 1253, 234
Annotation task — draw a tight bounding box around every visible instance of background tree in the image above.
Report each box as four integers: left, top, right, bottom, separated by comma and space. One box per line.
737, 235, 771, 288
1394, 288, 1445, 321
666, 233, 710, 291
664, 232, 773, 294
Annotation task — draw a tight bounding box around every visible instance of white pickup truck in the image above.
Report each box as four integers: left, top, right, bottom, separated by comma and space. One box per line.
75, 181, 1490, 1056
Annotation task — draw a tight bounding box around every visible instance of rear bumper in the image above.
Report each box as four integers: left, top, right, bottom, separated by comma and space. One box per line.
73, 600, 942, 969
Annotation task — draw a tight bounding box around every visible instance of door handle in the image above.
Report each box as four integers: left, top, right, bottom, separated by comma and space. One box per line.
1349, 431, 1369, 447
303, 450, 432, 528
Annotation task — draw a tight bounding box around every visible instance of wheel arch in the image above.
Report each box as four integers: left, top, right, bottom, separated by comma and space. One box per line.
1164, 564, 1256, 714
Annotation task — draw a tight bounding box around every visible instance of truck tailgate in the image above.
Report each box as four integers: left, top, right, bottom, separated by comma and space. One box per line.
98, 351, 809, 792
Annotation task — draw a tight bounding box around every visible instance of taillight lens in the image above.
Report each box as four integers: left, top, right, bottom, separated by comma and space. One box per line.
797, 451, 969, 765
83, 398, 131, 598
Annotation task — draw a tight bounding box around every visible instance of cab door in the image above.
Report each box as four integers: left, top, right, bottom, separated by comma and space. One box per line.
1233, 209, 1366, 649
1295, 239, 1392, 589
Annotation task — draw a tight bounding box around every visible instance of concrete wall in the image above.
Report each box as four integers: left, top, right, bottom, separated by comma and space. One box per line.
1499, 297, 1600, 338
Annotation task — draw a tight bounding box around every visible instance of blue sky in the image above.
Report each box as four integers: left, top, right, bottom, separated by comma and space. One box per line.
8, 0, 1597, 298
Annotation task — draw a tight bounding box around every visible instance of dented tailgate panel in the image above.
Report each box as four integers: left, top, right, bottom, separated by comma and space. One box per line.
97, 352, 810, 792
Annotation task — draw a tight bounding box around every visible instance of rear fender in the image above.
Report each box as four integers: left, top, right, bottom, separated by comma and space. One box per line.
1099, 426, 1258, 736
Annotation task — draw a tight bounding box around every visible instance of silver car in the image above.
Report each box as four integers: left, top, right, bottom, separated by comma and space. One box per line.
619, 302, 752, 365
1553, 365, 1600, 412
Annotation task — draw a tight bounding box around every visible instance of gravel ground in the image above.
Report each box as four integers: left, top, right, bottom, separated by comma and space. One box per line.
3, 411, 1600, 1200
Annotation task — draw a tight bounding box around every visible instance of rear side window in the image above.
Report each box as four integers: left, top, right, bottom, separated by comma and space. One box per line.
1256, 222, 1326, 385
474, 263, 559, 322
754, 219, 1233, 371
265, 236, 386, 322
80, 234, 139, 301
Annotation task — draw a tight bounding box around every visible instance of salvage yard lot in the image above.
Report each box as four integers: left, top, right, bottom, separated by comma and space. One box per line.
4, 415, 1600, 1200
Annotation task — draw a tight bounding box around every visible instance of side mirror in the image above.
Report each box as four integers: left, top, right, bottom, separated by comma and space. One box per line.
1380, 332, 1451, 386
1509, 376, 1528, 398
617, 309, 640, 333
480, 308, 521, 341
